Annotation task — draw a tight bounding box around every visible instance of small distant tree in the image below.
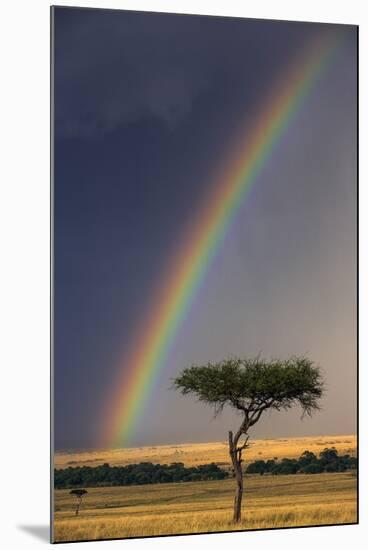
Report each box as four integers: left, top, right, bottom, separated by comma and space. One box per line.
173, 356, 324, 523
277, 458, 299, 475
69, 489, 88, 516
246, 459, 267, 475
319, 447, 339, 465
298, 450, 317, 468
302, 461, 324, 474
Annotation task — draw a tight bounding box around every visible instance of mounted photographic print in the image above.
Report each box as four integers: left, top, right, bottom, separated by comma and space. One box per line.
51, 6, 358, 544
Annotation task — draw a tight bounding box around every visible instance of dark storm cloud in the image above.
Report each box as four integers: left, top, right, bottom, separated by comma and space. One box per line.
54, 8, 317, 139
54, 11, 214, 136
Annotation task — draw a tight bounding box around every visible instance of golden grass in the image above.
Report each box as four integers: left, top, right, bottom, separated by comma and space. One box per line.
53, 472, 357, 542
54, 434, 357, 470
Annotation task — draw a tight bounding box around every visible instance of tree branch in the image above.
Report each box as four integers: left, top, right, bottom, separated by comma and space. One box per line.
236, 434, 249, 463
233, 415, 249, 448
248, 399, 275, 426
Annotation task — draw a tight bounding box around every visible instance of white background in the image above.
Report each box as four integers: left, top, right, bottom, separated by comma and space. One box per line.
0, 0, 366, 548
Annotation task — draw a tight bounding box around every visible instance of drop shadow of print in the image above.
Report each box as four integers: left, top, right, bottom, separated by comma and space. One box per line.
17, 525, 50, 543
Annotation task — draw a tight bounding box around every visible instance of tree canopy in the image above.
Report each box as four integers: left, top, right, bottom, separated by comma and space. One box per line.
69, 489, 88, 497
173, 356, 324, 419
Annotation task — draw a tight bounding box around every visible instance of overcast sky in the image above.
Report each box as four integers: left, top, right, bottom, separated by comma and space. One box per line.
53, 7, 357, 451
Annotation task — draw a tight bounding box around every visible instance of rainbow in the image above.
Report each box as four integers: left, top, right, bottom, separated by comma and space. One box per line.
102, 30, 342, 448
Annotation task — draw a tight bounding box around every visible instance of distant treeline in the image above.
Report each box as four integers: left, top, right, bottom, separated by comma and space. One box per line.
54, 448, 357, 489
246, 448, 357, 476
54, 461, 228, 489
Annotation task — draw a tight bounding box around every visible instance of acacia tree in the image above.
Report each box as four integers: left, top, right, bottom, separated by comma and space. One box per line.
173, 356, 324, 523
69, 489, 88, 516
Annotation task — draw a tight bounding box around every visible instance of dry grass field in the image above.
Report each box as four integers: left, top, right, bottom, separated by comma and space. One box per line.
53, 435, 357, 542
55, 434, 356, 470
53, 472, 357, 542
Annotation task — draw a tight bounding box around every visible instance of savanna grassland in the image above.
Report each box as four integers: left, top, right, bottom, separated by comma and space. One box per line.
55, 434, 356, 469
53, 435, 357, 542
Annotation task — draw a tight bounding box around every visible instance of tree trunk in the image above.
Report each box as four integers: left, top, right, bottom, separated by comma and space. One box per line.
229, 431, 244, 523
76, 498, 81, 516
233, 464, 243, 522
